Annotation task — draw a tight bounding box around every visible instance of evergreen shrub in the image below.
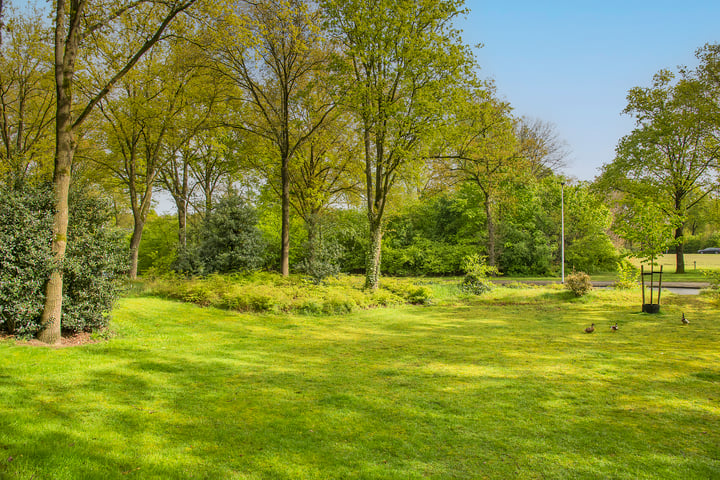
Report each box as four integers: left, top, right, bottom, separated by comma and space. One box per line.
0, 182, 128, 336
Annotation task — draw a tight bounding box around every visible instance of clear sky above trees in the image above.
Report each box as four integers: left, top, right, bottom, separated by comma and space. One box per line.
461, 0, 720, 181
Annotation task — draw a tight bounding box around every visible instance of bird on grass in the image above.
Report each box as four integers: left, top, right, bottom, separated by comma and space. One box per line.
584, 323, 595, 333
610, 323, 618, 332
682, 313, 690, 325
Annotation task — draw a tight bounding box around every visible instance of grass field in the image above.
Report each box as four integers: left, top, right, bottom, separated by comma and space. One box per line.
633, 254, 720, 274
509, 254, 720, 283
1, 287, 719, 479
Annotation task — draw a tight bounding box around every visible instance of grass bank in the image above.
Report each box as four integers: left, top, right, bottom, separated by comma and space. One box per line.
1, 286, 719, 479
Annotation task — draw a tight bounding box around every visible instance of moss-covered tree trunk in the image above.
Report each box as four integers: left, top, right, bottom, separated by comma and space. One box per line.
365, 217, 383, 290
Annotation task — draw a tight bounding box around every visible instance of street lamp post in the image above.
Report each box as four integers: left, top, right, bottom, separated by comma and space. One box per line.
561, 181, 565, 284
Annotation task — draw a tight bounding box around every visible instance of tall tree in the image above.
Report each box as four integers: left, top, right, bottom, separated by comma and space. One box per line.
599, 69, 720, 273
516, 117, 569, 179
289, 109, 361, 265
210, 0, 336, 276
323, 0, 472, 289
0, 7, 55, 181
94, 40, 207, 279
39, 0, 198, 344
435, 86, 523, 267
189, 129, 249, 219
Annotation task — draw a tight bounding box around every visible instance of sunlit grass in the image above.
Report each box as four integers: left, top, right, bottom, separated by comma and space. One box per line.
1, 287, 719, 479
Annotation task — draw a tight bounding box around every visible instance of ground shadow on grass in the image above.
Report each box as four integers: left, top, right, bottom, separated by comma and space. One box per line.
2, 296, 720, 479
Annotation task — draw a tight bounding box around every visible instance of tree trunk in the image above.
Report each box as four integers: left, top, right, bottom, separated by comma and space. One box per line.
37, 141, 72, 344
204, 178, 213, 219
484, 194, 496, 267
306, 212, 318, 267
128, 217, 146, 279
37, 0, 78, 344
365, 217, 382, 290
176, 196, 187, 248
675, 225, 685, 274
281, 153, 290, 276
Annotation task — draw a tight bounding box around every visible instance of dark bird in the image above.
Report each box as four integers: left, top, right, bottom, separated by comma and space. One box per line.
584, 323, 595, 333
682, 313, 690, 325
610, 323, 618, 331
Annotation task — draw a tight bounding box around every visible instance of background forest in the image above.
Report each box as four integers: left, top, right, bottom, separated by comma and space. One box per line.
1, 0, 719, 341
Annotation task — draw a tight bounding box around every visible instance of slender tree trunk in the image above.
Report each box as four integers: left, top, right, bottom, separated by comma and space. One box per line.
168, 160, 189, 248
675, 225, 685, 274
365, 217, 382, 290
128, 218, 145, 279
484, 194, 496, 267
204, 187, 213, 219
281, 152, 290, 276
176, 196, 187, 248
306, 211, 318, 267
362, 114, 383, 290
128, 182, 153, 279
37, 0, 79, 344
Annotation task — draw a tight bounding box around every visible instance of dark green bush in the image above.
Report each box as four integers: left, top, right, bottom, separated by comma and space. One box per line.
460, 273, 493, 295
0, 183, 54, 336
176, 194, 267, 275
61, 191, 129, 332
0, 182, 128, 336
297, 219, 343, 284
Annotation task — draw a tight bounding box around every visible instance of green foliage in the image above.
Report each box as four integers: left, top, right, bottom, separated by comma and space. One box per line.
565, 235, 619, 274
459, 254, 497, 295
0, 182, 54, 336
382, 239, 476, 276
565, 271, 593, 297
615, 259, 640, 289
0, 182, 128, 336
499, 224, 555, 275
380, 278, 434, 305
297, 218, 344, 284
614, 199, 682, 266
493, 180, 557, 276
137, 214, 178, 275
176, 194, 267, 275
140, 273, 417, 313
701, 269, 720, 299
61, 190, 130, 332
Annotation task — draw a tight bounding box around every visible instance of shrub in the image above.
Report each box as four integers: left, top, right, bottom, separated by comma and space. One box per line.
381, 279, 433, 305
615, 259, 639, 289
176, 193, 267, 275
0, 182, 128, 336
0, 182, 54, 336
459, 254, 497, 296
565, 271, 592, 297
61, 191, 129, 332
461, 273, 494, 295
297, 223, 343, 284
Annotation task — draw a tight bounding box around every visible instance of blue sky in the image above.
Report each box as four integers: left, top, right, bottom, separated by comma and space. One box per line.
459, 1, 720, 181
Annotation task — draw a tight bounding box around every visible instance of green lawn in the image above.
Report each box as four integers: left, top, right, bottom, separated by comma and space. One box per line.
1, 287, 719, 479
